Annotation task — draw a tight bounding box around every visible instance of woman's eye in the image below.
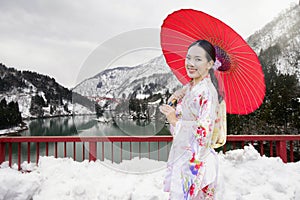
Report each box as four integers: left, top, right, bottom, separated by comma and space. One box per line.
195, 58, 201, 62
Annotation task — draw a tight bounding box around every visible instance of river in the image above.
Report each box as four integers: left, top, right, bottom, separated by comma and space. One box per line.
10, 114, 172, 164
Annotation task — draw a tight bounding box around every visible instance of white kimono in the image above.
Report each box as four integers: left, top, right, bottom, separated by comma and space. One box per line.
163, 75, 226, 200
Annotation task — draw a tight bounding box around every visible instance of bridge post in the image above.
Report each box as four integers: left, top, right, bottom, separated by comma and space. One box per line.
0, 142, 5, 164
89, 142, 97, 162
276, 140, 287, 163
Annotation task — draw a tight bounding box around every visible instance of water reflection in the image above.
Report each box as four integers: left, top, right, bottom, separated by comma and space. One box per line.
13, 114, 172, 168
22, 113, 169, 137
22, 116, 78, 136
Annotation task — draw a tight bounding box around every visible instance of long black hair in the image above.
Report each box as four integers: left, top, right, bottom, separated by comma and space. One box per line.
188, 40, 223, 103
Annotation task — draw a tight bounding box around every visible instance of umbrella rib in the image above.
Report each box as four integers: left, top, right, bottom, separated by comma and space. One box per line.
162, 50, 186, 61
161, 43, 192, 55
220, 20, 228, 50
209, 24, 220, 45
232, 51, 258, 56
226, 35, 244, 51
234, 56, 265, 75
173, 69, 190, 84
179, 11, 212, 40
211, 17, 224, 48
229, 44, 253, 52
178, 74, 189, 82
186, 10, 214, 39
161, 42, 191, 48
215, 17, 237, 50
163, 50, 191, 55
233, 58, 265, 85
223, 52, 265, 87
168, 12, 206, 40
198, 12, 220, 45
234, 52, 260, 61
237, 67, 261, 114
172, 65, 186, 72
194, 9, 222, 47
230, 71, 249, 114
234, 62, 265, 103
225, 62, 265, 101
211, 18, 236, 51
196, 10, 216, 42
224, 71, 232, 114
234, 66, 265, 85
217, 72, 229, 112
221, 56, 265, 114
234, 60, 262, 74
234, 65, 266, 97
213, 21, 258, 112
233, 66, 263, 112
168, 58, 185, 64
161, 30, 196, 43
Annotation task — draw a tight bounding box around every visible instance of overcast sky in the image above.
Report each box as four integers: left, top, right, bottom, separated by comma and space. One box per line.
0, 0, 297, 89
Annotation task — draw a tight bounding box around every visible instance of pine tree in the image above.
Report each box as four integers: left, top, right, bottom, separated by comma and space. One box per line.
0, 99, 22, 129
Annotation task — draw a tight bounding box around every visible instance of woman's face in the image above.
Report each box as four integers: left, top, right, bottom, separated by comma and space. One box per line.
185, 45, 213, 81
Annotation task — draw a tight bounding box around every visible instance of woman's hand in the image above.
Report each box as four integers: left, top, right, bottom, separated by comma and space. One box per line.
168, 87, 187, 105
159, 104, 178, 126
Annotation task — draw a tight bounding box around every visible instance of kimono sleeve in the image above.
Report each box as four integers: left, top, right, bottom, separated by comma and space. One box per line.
169, 84, 189, 137
169, 120, 182, 137
170, 88, 218, 156
193, 89, 218, 151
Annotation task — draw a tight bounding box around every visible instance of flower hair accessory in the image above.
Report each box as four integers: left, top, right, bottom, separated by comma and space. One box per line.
212, 58, 222, 70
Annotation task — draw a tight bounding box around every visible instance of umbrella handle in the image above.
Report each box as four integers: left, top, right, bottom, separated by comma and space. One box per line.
168, 99, 177, 106
167, 86, 188, 106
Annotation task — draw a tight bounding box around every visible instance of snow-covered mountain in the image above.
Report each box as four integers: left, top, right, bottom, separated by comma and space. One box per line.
247, 3, 300, 76
73, 55, 182, 103
0, 64, 94, 119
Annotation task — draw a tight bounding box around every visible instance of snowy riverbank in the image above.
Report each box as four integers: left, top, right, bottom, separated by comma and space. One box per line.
0, 123, 28, 136
0, 145, 299, 200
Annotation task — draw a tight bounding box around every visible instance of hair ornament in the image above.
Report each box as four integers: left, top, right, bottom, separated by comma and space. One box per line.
213, 58, 222, 70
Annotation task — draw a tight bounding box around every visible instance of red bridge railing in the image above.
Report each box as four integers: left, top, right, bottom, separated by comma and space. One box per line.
221, 135, 300, 163
0, 135, 299, 170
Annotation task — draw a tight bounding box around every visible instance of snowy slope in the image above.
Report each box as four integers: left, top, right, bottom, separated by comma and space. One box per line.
0, 64, 95, 119
247, 3, 300, 76
247, 4, 300, 53
2, 86, 76, 119
0, 145, 299, 200
73, 55, 182, 101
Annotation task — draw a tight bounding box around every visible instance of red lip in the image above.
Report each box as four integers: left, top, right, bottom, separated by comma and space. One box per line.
188, 69, 197, 73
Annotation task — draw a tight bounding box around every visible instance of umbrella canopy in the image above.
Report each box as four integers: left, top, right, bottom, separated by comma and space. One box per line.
161, 9, 266, 115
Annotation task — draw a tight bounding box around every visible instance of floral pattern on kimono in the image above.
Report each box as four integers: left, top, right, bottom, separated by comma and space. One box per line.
164, 75, 225, 200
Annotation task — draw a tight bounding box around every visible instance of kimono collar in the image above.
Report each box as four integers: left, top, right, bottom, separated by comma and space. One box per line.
189, 74, 211, 89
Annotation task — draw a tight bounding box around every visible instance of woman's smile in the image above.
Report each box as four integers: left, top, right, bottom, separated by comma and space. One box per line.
188, 68, 197, 73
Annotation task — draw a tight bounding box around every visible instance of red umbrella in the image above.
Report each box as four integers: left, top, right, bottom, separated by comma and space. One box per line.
161, 9, 266, 115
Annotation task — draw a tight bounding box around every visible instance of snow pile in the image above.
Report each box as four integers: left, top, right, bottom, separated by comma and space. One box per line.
220, 145, 300, 199
1, 145, 300, 200
0, 163, 41, 200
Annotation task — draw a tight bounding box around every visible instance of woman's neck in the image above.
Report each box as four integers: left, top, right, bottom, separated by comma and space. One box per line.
192, 73, 210, 86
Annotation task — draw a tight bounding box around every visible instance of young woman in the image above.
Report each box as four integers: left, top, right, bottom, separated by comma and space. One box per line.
159, 40, 226, 200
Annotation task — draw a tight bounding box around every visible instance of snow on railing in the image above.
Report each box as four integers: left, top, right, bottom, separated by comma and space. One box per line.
0, 135, 299, 170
